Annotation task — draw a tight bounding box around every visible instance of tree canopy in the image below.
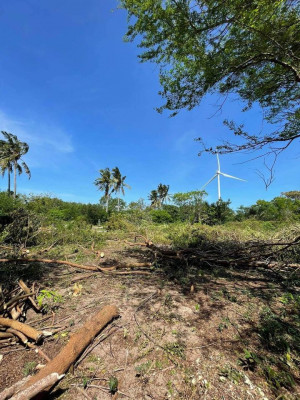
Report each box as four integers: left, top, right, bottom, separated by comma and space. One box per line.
121, 0, 300, 154
0, 131, 31, 198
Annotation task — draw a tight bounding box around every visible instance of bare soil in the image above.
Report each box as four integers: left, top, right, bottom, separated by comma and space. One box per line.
0, 239, 299, 400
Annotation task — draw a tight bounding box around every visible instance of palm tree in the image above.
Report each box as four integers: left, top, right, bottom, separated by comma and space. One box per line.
112, 167, 131, 211
157, 184, 170, 207
0, 140, 13, 194
149, 190, 160, 208
94, 168, 113, 213
0, 132, 31, 198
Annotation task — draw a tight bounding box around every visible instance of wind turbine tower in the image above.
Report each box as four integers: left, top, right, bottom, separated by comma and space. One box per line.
202, 153, 246, 200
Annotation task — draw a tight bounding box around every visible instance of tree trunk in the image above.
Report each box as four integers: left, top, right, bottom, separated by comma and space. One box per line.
13, 161, 17, 199
7, 170, 11, 196
106, 196, 109, 213
20, 305, 119, 397
117, 197, 120, 212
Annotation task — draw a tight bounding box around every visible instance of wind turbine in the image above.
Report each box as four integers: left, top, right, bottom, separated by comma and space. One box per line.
201, 153, 246, 200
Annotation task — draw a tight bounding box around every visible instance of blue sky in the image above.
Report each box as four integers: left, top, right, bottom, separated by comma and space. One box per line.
0, 0, 298, 209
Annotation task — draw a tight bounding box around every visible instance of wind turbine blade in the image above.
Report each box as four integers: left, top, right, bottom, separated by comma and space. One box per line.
216, 152, 220, 171
220, 172, 246, 181
201, 174, 218, 189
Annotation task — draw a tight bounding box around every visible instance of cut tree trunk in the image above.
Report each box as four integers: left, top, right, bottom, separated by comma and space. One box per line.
10, 373, 64, 400
20, 305, 119, 397
0, 376, 31, 400
0, 318, 43, 342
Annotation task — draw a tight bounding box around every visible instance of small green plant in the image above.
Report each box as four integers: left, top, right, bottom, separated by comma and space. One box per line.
135, 360, 152, 377
263, 365, 295, 392
82, 376, 89, 389
166, 380, 174, 395
222, 288, 237, 302
219, 365, 243, 384
23, 361, 37, 376
238, 349, 259, 371
164, 293, 173, 308
164, 341, 186, 359
108, 376, 118, 394
37, 289, 63, 312
217, 317, 230, 332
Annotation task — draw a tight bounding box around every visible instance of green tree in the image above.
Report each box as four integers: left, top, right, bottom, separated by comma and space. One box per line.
0, 132, 31, 198
157, 183, 170, 206
99, 196, 126, 212
112, 167, 131, 211
172, 190, 206, 222
282, 191, 300, 200
208, 199, 235, 225
0, 142, 13, 195
149, 189, 160, 208
94, 168, 113, 213
121, 0, 300, 155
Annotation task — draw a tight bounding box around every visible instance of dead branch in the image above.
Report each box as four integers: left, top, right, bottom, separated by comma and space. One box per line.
18, 280, 40, 311
20, 305, 119, 395
0, 318, 44, 342
10, 373, 64, 400
2, 293, 36, 312
6, 328, 28, 345
27, 343, 51, 363
71, 273, 96, 283
0, 258, 153, 274
0, 376, 32, 400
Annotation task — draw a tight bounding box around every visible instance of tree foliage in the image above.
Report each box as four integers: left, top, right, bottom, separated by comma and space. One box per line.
149, 183, 170, 208
121, 0, 300, 153
0, 131, 31, 197
112, 167, 131, 211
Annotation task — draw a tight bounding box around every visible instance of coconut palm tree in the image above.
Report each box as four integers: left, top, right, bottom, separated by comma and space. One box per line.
0, 132, 31, 198
149, 190, 160, 209
0, 140, 13, 194
94, 168, 113, 213
157, 184, 170, 207
112, 167, 131, 211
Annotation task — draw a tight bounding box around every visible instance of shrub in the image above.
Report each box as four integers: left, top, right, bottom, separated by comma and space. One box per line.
105, 213, 135, 231
150, 210, 173, 223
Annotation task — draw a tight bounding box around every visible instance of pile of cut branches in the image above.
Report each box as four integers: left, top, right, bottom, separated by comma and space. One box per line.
0, 279, 53, 361
128, 234, 300, 272
0, 303, 119, 400
0, 241, 152, 277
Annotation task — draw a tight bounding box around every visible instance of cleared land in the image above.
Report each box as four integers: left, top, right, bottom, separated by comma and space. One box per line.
0, 222, 299, 399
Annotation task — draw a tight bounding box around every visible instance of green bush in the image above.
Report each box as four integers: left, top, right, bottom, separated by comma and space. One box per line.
0, 191, 23, 215
150, 209, 173, 223
105, 213, 135, 231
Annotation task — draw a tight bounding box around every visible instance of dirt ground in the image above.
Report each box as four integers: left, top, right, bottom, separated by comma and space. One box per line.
0, 239, 299, 400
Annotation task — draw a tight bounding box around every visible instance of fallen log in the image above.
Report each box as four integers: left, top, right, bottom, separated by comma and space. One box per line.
0, 318, 43, 343
10, 373, 64, 400
20, 305, 119, 396
0, 376, 31, 400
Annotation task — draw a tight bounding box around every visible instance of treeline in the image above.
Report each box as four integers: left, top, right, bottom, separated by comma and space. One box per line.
0, 190, 299, 228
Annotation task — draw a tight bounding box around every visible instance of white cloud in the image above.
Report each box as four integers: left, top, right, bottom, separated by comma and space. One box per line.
0, 110, 74, 166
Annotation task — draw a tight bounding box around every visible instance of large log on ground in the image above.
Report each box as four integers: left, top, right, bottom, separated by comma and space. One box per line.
0, 376, 31, 400
21, 305, 119, 396
10, 373, 64, 400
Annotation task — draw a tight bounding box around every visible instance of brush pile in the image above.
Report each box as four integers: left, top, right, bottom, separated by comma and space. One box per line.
0, 280, 53, 360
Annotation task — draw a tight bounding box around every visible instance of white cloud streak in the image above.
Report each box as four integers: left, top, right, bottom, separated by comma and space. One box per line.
0, 110, 74, 167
